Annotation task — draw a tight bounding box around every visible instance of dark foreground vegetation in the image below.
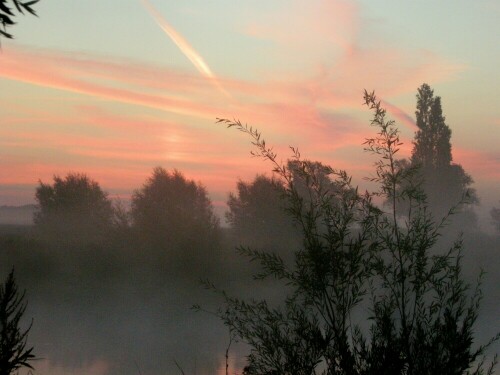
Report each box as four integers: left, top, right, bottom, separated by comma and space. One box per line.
0, 0, 39, 43
209, 90, 498, 375
0, 85, 499, 374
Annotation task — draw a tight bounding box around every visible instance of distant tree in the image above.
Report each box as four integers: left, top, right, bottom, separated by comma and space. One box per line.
287, 159, 341, 198
34, 173, 114, 244
226, 162, 343, 258
226, 175, 297, 251
206, 94, 498, 374
132, 167, 219, 246
0, 269, 35, 375
394, 84, 478, 225
491, 204, 500, 233
412, 84, 452, 168
0, 0, 39, 42
131, 168, 220, 277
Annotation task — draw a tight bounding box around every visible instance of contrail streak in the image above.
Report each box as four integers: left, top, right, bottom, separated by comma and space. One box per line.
141, 0, 231, 98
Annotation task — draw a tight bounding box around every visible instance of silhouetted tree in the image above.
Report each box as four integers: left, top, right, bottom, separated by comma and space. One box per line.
287, 159, 343, 200
132, 167, 219, 246
34, 173, 114, 244
491, 204, 500, 233
0, 0, 39, 42
131, 168, 220, 278
413, 84, 452, 168
407, 84, 478, 224
227, 175, 297, 251
0, 269, 35, 375
206, 94, 497, 374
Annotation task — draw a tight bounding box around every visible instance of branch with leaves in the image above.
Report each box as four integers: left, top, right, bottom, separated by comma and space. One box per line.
0, 0, 39, 42
206, 92, 498, 374
0, 269, 35, 375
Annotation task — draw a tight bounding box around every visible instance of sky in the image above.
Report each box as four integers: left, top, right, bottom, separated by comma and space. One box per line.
0, 0, 499, 229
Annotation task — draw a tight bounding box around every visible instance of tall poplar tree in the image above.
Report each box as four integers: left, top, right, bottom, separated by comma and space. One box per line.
409, 84, 477, 225
412, 84, 452, 168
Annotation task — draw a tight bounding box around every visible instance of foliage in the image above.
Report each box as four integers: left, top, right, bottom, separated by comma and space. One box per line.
130, 167, 221, 281
0, 0, 39, 42
34, 173, 114, 244
207, 91, 498, 374
0, 269, 35, 375
360, 92, 498, 375
226, 174, 298, 253
399, 84, 478, 223
491, 205, 500, 233
227, 175, 285, 235
131, 167, 219, 250
413, 83, 452, 168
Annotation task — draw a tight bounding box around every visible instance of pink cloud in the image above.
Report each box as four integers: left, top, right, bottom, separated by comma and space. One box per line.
0, 1, 472, 208
1, 43, 464, 126
244, 0, 359, 55
382, 100, 417, 131
0, 48, 221, 119
453, 148, 500, 181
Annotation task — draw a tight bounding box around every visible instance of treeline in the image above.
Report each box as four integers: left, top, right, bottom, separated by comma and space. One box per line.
0, 166, 307, 375
0, 84, 499, 375
15, 167, 296, 278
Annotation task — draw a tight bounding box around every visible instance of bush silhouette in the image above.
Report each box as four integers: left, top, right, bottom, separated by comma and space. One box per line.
0, 269, 34, 375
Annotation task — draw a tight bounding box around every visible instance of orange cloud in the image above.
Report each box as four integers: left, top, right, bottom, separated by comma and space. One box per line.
1, 42, 464, 126
0, 0, 472, 210
0, 48, 221, 119
453, 148, 500, 181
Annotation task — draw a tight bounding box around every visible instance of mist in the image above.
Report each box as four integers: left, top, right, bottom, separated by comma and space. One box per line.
0, 161, 498, 375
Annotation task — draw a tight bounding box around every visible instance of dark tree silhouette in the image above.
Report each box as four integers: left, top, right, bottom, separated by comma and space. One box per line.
131, 167, 220, 279
227, 175, 297, 251
0, 0, 39, 42
287, 159, 342, 198
131, 167, 219, 247
413, 84, 452, 168
0, 269, 34, 375
491, 204, 500, 233
206, 94, 498, 374
34, 173, 114, 244
408, 84, 478, 223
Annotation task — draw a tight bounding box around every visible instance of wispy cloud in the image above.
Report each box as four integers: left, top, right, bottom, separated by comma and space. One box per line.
0, 48, 221, 118
141, 0, 231, 98
0, 0, 477, 206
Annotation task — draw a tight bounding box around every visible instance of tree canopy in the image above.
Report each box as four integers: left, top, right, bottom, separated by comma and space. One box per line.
34, 173, 114, 244
130, 167, 221, 280
491, 204, 500, 233
226, 174, 297, 251
413, 83, 453, 168
131, 167, 219, 249
394, 84, 478, 225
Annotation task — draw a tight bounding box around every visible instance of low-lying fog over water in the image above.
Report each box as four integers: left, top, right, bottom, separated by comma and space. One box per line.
1, 208, 499, 375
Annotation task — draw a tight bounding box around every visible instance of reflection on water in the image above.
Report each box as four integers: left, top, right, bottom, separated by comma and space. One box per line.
19, 360, 110, 375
